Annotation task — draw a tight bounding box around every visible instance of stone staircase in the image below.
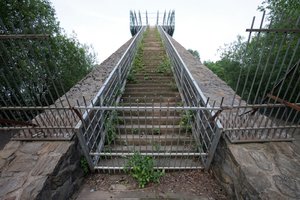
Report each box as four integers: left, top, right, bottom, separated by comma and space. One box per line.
98, 27, 202, 170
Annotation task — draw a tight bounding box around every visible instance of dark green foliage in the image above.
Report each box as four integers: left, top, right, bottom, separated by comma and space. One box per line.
155, 55, 173, 76
188, 49, 201, 62
178, 110, 194, 134
127, 68, 139, 84
0, 0, 97, 120
204, 1, 300, 108
80, 156, 89, 173
105, 111, 119, 145
127, 27, 151, 84
123, 151, 165, 188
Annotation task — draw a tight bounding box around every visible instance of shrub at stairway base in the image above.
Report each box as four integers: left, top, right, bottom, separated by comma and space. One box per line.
123, 151, 165, 188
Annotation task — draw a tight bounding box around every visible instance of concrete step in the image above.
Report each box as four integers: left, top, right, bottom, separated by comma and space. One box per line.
96, 157, 203, 169
117, 116, 182, 125
142, 50, 165, 57
116, 125, 189, 134
142, 47, 163, 51
134, 79, 173, 84
124, 87, 178, 93
120, 102, 181, 107
121, 97, 181, 103
133, 79, 173, 84
104, 145, 195, 153
144, 38, 161, 42
134, 74, 173, 78
115, 135, 193, 146
122, 92, 179, 98
125, 84, 170, 88
133, 73, 172, 78
119, 110, 182, 117
142, 57, 163, 61
134, 73, 173, 76
142, 43, 162, 48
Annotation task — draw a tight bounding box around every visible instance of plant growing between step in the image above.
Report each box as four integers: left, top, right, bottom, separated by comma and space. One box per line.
170, 81, 178, 89
123, 151, 165, 188
149, 140, 161, 152
126, 26, 150, 84
153, 127, 160, 134
154, 55, 173, 76
132, 128, 137, 134
80, 156, 89, 173
105, 110, 119, 145
101, 149, 111, 159
178, 110, 195, 134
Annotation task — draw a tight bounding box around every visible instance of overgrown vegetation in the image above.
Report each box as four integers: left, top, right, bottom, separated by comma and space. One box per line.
123, 151, 165, 188
155, 56, 173, 76
178, 110, 195, 134
80, 156, 89, 173
105, 110, 119, 145
188, 49, 201, 62
126, 27, 150, 84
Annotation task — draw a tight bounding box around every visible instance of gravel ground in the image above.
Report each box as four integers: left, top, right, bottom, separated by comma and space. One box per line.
79, 169, 228, 199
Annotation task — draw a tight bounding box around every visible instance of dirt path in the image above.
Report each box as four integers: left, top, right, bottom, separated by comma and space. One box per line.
70, 170, 228, 199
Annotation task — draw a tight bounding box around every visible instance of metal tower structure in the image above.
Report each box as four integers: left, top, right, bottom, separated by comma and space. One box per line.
130, 10, 175, 36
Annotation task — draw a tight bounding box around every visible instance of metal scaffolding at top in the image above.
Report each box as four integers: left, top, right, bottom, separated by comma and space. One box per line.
130, 10, 175, 36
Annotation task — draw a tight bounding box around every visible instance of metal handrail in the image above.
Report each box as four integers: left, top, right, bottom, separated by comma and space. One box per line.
158, 26, 223, 129
158, 26, 223, 169
74, 26, 146, 171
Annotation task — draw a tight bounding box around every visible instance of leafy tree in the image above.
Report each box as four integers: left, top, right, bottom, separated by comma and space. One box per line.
0, 0, 97, 121
204, 0, 300, 106
188, 49, 201, 62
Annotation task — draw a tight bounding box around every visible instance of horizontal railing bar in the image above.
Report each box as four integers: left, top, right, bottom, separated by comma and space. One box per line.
11, 137, 73, 141
2, 103, 300, 110
89, 152, 208, 156
4, 124, 297, 131
0, 34, 51, 39
0, 126, 74, 130
226, 137, 295, 143
224, 125, 299, 131
246, 28, 300, 32
94, 166, 205, 170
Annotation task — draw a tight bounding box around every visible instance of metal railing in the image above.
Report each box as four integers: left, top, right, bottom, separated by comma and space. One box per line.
130, 10, 175, 36
158, 26, 223, 169
75, 26, 223, 171
219, 11, 300, 143
74, 26, 146, 170
0, 17, 78, 140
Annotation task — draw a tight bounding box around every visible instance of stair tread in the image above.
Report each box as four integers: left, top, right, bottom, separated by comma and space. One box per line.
97, 157, 203, 168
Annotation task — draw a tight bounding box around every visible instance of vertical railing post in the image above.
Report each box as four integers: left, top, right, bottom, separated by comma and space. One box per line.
75, 128, 95, 171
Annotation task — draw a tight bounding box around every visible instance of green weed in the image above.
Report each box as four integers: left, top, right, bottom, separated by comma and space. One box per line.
123, 151, 165, 188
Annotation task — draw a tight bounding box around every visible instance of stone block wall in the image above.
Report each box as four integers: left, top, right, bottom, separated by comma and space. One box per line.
0, 139, 84, 200
212, 135, 300, 200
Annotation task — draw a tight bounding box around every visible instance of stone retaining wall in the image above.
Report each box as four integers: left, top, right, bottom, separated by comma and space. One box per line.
0, 36, 135, 200
169, 34, 300, 200
0, 139, 83, 200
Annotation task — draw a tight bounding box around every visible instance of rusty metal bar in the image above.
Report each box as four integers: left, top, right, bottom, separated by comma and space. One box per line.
267, 94, 300, 112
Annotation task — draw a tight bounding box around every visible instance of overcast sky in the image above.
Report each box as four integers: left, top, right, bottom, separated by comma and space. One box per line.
50, 0, 264, 64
